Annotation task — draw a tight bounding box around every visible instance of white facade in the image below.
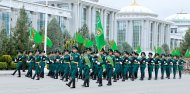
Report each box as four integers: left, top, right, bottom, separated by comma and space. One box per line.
117, 1, 171, 51
165, 12, 190, 49
0, 0, 119, 41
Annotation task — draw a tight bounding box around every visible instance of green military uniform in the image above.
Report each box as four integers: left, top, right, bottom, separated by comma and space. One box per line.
172, 58, 178, 79
147, 57, 154, 80
12, 54, 23, 77
47, 53, 55, 77
54, 54, 61, 79
154, 57, 160, 80
61, 54, 71, 81
166, 57, 173, 79
91, 56, 98, 80
82, 53, 93, 87
40, 55, 47, 78
160, 56, 167, 79
139, 56, 146, 80
66, 48, 80, 88
32, 54, 41, 80
113, 55, 122, 82
130, 56, 139, 81
177, 58, 186, 79
97, 54, 105, 86
26, 55, 35, 78
105, 55, 114, 85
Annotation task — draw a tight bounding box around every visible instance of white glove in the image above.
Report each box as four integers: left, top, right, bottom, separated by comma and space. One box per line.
113, 68, 115, 71
97, 62, 100, 65
90, 69, 92, 72
78, 68, 80, 71
103, 69, 106, 72
120, 62, 122, 64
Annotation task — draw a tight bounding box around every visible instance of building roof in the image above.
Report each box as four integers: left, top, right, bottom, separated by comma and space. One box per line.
165, 12, 190, 21
118, 0, 158, 17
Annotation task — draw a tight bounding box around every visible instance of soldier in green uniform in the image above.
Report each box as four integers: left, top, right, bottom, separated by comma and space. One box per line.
105, 49, 115, 85
122, 51, 130, 81
130, 52, 139, 81
172, 55, 178, 79
66, 46, 80, 88
40, 50, 47, 78
113, 50, 122, 82
22, 50, 27, 72
147, 53, 154, 80
32, 50, 41, 80
12, 51, 23, 77
154, 53, 160, 80
61, 50, 71, 82
139, 52, 147, 80
47, 51, 55, 77
54, 50, 61, 79
78, 51, 85, 79
166, 54, 173, 79
160, 54, 167, 79
81, 48, 93, 87
178, 56, 186, 79
25, 50, 35, 78
96, 49, 105, 87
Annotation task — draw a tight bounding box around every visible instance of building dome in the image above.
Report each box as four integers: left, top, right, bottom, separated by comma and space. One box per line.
165, 12, 190, 21
118, 0, 158, 17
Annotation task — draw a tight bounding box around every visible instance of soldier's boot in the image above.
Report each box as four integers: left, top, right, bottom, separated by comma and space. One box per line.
36, 74, 40, 80
32, 74, 36, 80
161, 75, 164, 79
25, 72, 29, 77
64, 75, 69, 82
54, 73, 58, 79
66, 79, 73, 87
173, 75, 176, 79
98, 78, 103, 87
60, 74, 65, 80
70, 79, 75, 88
107, 78, 112, 86
155, 75, 157, 80
42, 73, 44, 78
86, 79, 89, 87
12, 70, 17, 75
96, 78, 99, 83
82, 79, 87, 87
93, 74, 97, 80
18, 70, 21, 77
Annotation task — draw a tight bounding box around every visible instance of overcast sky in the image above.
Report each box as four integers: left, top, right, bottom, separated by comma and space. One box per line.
98, 0, 190, 19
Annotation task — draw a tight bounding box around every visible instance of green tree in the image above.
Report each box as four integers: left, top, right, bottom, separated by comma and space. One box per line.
162, 43, 170, 54
0, 28, 9, 55
13, 6, 30, 51
47, 18, 62, 52
180, 28, 190, 55
122, 42, 133, 53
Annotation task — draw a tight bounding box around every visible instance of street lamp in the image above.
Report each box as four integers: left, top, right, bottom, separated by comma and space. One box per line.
44, 0, 48, 54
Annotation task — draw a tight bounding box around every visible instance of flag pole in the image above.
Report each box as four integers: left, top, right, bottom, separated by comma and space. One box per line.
44, 0, 48, 54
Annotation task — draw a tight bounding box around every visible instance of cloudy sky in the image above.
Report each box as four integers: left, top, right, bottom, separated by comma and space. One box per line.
98, 0, 190, 19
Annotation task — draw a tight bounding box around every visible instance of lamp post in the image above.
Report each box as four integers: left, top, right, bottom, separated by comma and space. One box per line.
44, 0, 48, 54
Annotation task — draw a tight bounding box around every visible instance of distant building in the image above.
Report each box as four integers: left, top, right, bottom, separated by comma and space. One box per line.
165, 12, 190, 49
116, 0, 171, 51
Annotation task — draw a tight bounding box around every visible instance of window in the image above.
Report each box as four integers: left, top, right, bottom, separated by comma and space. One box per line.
117, 21, 126, 45
81, 8, 87, 26
2, 12, 10, 34
133, 20, 141, 49
150, 23, 153, 49
37, 13, 45, 31
106, 13, 110, 40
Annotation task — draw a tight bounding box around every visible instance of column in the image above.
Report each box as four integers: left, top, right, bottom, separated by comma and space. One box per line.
100, 9, 104, 24
103, 10, 107, 39
87, 6, 92, 34
91, 7, 96, 34
141, 20, 145, 51
127, 20, 133, 46
110, 12, 114, 40
79, 3, 82, 28
113, 12, 117, 43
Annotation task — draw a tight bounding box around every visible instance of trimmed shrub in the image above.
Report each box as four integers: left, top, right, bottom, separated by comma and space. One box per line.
0, 62, 8, 70
8, 62, 17, 70
1, 55, 12, 66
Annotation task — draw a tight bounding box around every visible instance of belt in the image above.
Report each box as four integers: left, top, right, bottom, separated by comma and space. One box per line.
73, 62, 78, 64
36, 62, 40, 64
65, 62, 70, 64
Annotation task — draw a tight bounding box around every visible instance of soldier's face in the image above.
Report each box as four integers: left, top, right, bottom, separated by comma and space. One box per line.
65, 52, 69, 55
29, 53, 32, 56
87, 51, 91, 54
73, 49, 77, 53
109, 52, 113, 55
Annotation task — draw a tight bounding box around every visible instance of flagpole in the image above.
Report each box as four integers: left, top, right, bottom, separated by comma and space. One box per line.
44, 0, 48, 54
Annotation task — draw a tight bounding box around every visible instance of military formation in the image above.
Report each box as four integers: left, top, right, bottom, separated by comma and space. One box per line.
12, 46, 186, 88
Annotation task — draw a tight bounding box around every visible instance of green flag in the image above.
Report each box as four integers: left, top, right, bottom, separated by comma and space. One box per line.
75, 32, 85, 44
47, 37, 53, 48
29, 27, 35, 39
185, 49, 190, 58
157, 47, 162, 55
84, 39, 94, 48
95, 12, 106, 51
136, 46, 142, 54
29, 28, 42, 44
112, 41, 118, 51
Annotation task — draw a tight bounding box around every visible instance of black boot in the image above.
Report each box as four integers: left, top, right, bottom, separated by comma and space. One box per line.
86, 79, 89, 87
32, 74, 36, 80
98, 78, 102, 87
36, 74, 40, 80
71, 79, 75, 88
66, 79, 73, 87
12, 70, 17, 75
18, 70, 21, 77
82, 79, 87, 87
107, 78, 112, 86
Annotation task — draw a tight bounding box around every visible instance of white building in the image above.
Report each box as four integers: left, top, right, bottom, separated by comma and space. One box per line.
165, 12, 190, 49
116, 0, 171, 51
0, 0, 119, 41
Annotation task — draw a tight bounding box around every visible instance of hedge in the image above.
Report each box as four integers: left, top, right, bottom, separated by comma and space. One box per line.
0, 62, 8, 70
1, 55, 12, 65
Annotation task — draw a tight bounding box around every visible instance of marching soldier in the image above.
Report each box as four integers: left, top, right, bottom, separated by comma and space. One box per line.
47, 51, 55, 77
172, 55, 178, 79
105, 49, 115, 85
22, 50, 27, 72
12, 51, 23, 77
32, 50, 41, 80
160, 54, 167, 79
122, 51, 130, 81
54, 50, 61, 79
178, 56, 186, 79
81, 48, 93, 87
61, 50, 71, 82
139, 52, 147, 80
25, 50, 35, 78
113, 50, 122, 82
147, 53, 154, 80
66, 46, 80, 88
40, 50, 47, 78
96, 49, 105, 87
154, 53, 160, 80
130, 52, 139, 81
166, 54, 173, 79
